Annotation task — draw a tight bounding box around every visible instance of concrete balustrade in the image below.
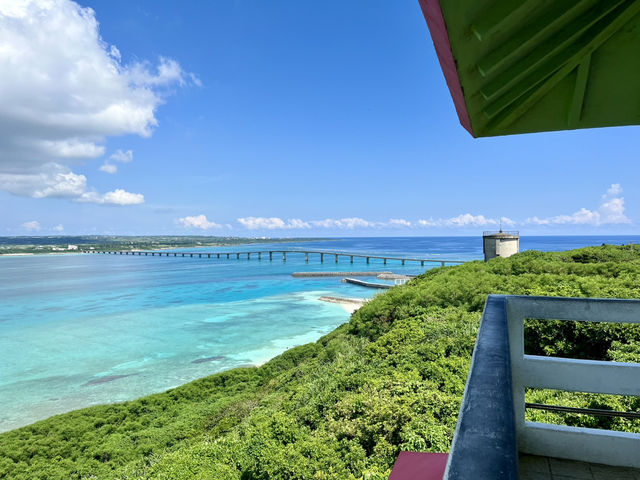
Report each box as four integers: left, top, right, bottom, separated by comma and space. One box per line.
443, 295, 640, 479
506, 295, 640, 468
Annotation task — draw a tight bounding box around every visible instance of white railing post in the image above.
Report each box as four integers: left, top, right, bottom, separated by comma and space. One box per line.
505, 296, 640, 468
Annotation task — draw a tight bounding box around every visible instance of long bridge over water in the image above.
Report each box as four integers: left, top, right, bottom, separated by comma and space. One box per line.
84, 249, 466, 267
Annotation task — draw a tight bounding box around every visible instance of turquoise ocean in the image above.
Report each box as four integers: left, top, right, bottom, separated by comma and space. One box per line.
1, 235, 638, 432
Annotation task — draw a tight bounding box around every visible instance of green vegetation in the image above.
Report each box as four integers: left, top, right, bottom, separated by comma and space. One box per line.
1, 245, 639, 479
0, 236, 325, 255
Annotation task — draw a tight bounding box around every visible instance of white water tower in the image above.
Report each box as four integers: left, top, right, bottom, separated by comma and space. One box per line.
483, 230, 519, 262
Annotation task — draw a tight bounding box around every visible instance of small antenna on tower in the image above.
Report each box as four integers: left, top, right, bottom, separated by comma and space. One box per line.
499, 218, 503, 233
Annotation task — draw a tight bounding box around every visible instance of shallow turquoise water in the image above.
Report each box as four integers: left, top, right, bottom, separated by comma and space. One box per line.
2, 235, 638, 432
0, 242, 422, 432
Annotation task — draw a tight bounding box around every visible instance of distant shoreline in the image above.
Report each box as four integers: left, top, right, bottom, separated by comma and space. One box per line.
0, 237, 330, 256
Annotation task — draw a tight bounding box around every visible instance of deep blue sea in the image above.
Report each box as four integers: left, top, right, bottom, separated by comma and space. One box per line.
1, 235, 638, 432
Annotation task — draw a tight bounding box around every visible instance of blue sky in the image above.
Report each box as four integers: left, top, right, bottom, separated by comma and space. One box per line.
0, 0, 638, 237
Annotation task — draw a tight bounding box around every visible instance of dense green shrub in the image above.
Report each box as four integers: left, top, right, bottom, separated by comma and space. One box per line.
1, 245, 639, 479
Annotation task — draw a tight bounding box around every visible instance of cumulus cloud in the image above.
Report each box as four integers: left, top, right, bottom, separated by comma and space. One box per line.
237, 217, 310, 230
524, 184, 630, 226
80, 189, 144, 206
310, 217, 377, 229
234, 215, 512, 231
418, 218, 438, 227
388, 218, 412, 227
0, 163, 143, 204
99, 163, 118, 174
178, 215, 221, 230
444, 214, 497, 227
0, 0, 197, 202
417, 214, 511, 228
110, 149, 133, 164
100, 149, 133, 174
0, 163, 87, 198
22, 220, 40, 231
54, 224, 64, 232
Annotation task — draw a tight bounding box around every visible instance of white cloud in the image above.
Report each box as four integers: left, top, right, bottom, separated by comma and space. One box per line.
606, 183, 622, 197
600, 197, 629, 224
287, 218, 311, 229
99, 163, 118, 174
0, 163, 87, 198
22, 220, 40, 231
237, 217, 310, 230
234, 215, 509, 230
99, 189, 144, 205
444, 213, 497, 227
109, 149, 133, 164
238, 217, 285, 230
79, 189, 144, 206
178, 214, 221, 230
54, 224, 64, 232
0, 0, 197, 201
0, 163, 143, 204
524, 216, 550, 225
388, 218, 412, 227
418, 218, 438, 227
525, 184, 630, 226
310, 217, 377, 229
100, 149, 133, 173
417, 214, 500, 228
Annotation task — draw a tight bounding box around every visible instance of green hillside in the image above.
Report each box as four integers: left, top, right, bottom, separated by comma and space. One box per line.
1, 245, 639, 480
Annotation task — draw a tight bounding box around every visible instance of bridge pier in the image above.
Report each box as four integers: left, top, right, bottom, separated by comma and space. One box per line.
441, 261, 445, 267
282, 252, 287, 261
226, 253, 230, 259
335, 254, 339, 263
401, 260, 405, 265
190, 253, 194, 258
217, 253, 220, 258
269, 251, 273, 261
421, 260, 424, 266
207, 253, 210, 258
350, 255, 354, 263
305, 252, 309, 262
384, 258, 387, 265
366, 257, 370, 264
247, 253, 251, 259
198, 253, 202, 258
258, 252, 261, 260
174, 253, 177, 257
320, 253, 324, 263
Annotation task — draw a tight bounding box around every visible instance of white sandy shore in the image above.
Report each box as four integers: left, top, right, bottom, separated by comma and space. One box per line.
318, 296, 367, 314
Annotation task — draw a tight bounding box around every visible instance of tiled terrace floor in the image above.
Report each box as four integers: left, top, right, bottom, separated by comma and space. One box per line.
520, 454, 640, 480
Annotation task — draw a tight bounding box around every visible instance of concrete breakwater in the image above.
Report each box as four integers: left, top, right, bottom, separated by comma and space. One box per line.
292, 271, 391, 277
318, 296, 367, 314
376, 273, 413, 280
318, 296, 367, 305
342, 278, 393, 289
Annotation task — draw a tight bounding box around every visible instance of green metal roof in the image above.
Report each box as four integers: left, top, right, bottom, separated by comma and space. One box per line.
419, 0, 640, 137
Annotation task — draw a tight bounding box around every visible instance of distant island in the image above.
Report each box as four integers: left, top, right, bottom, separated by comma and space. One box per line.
0, 236, 328, 255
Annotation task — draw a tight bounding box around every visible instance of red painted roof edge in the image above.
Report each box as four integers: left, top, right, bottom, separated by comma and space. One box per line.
418, 0, 475, 137
388, 451, 449, 480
